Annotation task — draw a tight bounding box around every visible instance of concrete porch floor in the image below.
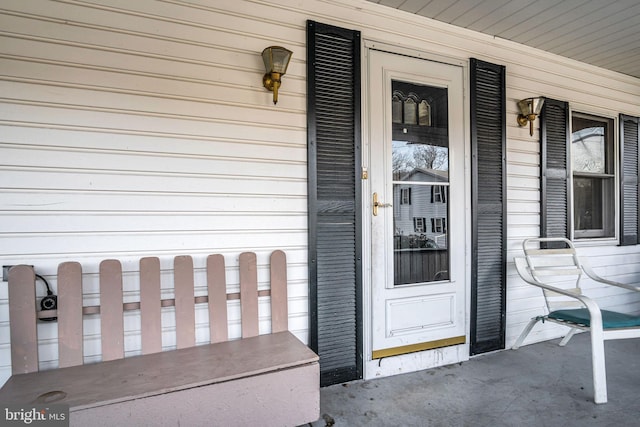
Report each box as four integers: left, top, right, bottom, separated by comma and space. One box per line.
309, 333, 640, 426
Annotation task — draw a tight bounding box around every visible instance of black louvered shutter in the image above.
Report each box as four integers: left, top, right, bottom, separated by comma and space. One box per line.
470, 59, 506, 355
540, 99, 570, 247
307, 21, 362, 386
620, 114, 640, 245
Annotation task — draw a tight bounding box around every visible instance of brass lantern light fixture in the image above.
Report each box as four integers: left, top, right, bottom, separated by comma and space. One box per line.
517, 97, 545, 136
262, 46, 293, 105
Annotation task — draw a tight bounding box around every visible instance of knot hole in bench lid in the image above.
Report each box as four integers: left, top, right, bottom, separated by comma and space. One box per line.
34, 390, 67, 404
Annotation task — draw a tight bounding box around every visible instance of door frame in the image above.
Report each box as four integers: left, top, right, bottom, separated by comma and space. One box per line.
361, 41, 472, 379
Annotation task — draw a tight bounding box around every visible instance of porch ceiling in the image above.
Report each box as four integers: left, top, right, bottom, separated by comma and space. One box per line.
366, 0, 640, 80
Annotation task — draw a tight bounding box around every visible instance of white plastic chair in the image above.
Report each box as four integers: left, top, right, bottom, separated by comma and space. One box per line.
512, 237, 640, 404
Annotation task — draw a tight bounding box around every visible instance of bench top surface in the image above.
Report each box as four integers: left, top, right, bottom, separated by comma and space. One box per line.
0, 331, 318, 410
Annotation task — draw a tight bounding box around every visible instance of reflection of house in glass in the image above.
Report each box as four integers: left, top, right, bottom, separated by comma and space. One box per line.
393, 167, 449, 285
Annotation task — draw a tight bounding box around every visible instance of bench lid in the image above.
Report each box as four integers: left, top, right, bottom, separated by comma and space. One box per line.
0, 331, 318, 410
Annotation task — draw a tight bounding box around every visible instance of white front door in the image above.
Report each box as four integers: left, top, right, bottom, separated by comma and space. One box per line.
367, 49, 468, 375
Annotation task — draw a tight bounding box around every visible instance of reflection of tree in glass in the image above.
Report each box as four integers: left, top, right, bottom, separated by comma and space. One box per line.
413, 145, 447, 170
571, 127, 605, 173
392, 150, 411, 175
393, 143, 447, 176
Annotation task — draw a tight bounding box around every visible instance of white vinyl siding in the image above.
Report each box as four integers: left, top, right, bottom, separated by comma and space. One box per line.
0, 0, 309, 383
1, 0, 639, 385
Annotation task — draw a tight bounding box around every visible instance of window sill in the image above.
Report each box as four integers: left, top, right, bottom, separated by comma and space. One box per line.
571, 237, 619, 248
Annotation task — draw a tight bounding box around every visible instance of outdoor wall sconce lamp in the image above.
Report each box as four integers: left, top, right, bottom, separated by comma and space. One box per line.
517, 97, 545, 136
262, 46, 293, 105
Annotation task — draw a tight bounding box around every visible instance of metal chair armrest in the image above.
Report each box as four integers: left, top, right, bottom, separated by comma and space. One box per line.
580, 258, 640, 292
514, 257, 603, 327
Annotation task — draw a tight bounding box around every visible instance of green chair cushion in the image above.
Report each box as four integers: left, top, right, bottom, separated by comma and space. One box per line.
549, 308, 640, 329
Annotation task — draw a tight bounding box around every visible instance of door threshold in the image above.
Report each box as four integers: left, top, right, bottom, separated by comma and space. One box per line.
372, 335, 466, 359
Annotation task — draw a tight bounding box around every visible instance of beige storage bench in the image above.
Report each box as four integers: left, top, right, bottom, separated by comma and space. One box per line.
0, 251, 319, 426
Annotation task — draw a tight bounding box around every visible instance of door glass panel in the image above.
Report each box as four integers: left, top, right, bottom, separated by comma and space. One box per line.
391, 80, 449, 285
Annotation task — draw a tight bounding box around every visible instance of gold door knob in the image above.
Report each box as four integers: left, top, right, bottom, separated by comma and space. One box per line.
373, 192, 392, 216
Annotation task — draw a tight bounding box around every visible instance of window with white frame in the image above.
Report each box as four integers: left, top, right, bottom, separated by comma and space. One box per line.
413, 217, 426, 232
571, 112, 615, 239
432, 185, 446, 203
541, 100, 628, 245
400, 187, 411, 205
431, 217, 446, 233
